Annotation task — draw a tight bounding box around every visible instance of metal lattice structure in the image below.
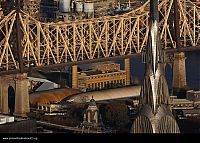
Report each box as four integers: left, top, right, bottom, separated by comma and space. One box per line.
0, 0, 199, 73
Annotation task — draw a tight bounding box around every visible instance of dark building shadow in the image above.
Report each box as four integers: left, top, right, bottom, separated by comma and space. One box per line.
8, 85, 15, 115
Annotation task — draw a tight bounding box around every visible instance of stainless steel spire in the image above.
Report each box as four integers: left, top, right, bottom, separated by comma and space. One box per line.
142, 0, 167, 113
131, 0, 180, 133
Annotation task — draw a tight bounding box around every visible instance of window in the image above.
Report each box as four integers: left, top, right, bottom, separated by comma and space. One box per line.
95, 83, 97, 88
92, 83, 94, 89
38, 106, 42, 110
43, 106, 46, 111
47, 107, 50, 112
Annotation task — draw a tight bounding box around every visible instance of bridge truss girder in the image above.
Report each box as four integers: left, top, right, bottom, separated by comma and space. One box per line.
0, 0, 199, 73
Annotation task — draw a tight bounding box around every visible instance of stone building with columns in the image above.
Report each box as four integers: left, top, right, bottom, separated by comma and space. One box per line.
77, 62, 129, 92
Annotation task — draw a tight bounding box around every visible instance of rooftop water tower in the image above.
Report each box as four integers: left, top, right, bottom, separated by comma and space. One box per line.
59, 0, 71, 13
84, 1, 94, 18
76, 1, 83, 12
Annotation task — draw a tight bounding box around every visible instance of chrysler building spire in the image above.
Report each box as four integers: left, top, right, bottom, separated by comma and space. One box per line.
141, 0, 167, 113
131, 0, 180, 133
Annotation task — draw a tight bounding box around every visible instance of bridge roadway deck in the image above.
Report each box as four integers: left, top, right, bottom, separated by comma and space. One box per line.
0, 46, 199, 76
0, 0, 199, 76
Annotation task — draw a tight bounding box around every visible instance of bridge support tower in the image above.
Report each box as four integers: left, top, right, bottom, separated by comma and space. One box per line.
72, 65, 78, 89
0, 73, 30, 117
172, 52, 188, 96
124, 58, 131, 86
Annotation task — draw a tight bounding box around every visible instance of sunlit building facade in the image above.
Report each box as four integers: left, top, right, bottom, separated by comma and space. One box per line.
78, 63, 127, 92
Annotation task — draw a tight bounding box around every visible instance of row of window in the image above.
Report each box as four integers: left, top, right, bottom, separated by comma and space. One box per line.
194, 94, 200, 99
187, 93, 200, 100
88, 72, 125, 80
38, 105, 51, 112
194, 104, 200, 107
87, 79, 126, 89
172, 103, 193, 107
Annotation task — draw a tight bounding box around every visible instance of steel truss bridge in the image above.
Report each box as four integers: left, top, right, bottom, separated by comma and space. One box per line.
0, 0, 199, 74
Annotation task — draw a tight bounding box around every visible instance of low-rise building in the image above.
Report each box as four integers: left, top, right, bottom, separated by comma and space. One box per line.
37, 103, 62, 113
0, 115, 14, 125
170, 98, 194, 110
182, 109, 200, 117
0, 114, 36, 133
78, 63, 127, 92
186, 90, 200, 108
169, 90, 200, 110
186, 90, 200, 101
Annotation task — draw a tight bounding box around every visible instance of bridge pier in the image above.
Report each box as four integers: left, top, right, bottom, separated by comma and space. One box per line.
172, 52, 188, 96
14, 73, 30, 117
0, 73, 30, 117
0, 78, 9, 114
72, 65, 78, 89
0, 76, 15, 114
124, 58, 130, 86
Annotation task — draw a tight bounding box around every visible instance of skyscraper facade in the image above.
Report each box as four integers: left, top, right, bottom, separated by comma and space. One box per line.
131, 0, 180, 133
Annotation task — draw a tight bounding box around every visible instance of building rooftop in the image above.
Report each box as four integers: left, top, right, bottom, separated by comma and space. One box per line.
64, 85, 141, 103
80, 70, 103, 76
30, 88, 81, 105
79, 69, 124, 76
172, 98, 193, 103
